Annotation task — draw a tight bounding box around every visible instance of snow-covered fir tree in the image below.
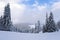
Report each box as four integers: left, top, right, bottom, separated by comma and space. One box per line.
3, 3, 12, 31
0, 3, 13, 31
43, 12, 58, 32
43, 13, 49, 32
0, 16, 4, 30
48, 12, 57, 32
35, 20, 40, 33
57, 21, 60, 30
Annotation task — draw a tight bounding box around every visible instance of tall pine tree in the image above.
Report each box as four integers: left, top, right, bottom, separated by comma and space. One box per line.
43, 13, 49, 32
48, 12, 57, 32
35, 20, 40, 33
3, 3, 12, 31
43, 12, 57, 32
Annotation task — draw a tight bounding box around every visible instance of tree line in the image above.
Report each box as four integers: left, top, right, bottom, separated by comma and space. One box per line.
0, 3, 60, 33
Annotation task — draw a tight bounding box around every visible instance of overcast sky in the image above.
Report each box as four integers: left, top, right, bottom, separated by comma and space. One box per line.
0, 0, 60, 24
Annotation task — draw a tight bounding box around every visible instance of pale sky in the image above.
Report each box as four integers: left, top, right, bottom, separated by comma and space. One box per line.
0, 0, 60, 24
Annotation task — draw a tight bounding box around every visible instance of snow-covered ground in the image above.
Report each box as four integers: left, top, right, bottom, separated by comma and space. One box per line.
0, 31, 60, 40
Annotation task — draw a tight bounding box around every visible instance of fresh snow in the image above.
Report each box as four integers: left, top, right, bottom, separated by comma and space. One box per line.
0, 31, 60, 40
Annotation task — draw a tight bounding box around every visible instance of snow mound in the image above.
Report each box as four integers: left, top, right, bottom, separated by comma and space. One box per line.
0, 31, 60, 40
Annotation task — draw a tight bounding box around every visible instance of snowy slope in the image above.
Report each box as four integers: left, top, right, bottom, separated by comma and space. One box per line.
0, 31, 60, 40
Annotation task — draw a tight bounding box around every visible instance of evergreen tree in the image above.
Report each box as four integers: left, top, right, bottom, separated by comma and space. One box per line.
35, 20, 40, 33
57, 21, 60, 29
2, 3, 12, 31
48, 12, 57, 32
43, 13, 49, 32
43, 25, 46, 33
43, 12, 57, 32
0, 16, 4, 30
37, 20, 40, 32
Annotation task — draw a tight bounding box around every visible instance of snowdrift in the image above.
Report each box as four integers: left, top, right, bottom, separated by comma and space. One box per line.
0, 31, 60, 40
